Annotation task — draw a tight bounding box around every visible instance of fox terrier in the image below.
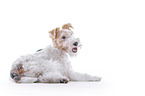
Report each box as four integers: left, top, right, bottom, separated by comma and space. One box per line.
10, 23, 101, 83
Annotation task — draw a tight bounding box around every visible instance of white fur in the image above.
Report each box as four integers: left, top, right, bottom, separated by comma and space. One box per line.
61, 29, 73, 32
11, 28, 101, 83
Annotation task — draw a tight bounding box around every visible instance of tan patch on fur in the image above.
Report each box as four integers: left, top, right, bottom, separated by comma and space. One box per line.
62, 23, 73, 30
49, 23, 74, 52
49, 27, 61, 49
11, 64, 29, 82
49, 27, 60, 39
50, 31, 65, 51
16, 64, 28, 76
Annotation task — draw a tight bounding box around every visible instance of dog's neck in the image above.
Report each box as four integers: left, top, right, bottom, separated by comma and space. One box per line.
45, 44, 69, 61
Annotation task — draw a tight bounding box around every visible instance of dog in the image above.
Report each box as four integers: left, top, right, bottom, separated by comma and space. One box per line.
10, 23, 101, 83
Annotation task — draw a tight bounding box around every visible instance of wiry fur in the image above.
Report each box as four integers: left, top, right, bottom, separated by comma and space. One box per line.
10, 23, 101, 83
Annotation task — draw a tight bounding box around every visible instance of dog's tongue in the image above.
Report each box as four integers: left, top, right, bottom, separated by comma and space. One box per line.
73, 48, 77, 51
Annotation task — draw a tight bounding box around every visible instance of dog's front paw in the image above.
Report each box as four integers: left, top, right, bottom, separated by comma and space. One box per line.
93, 76, 102, 82
60, 78, 69, 83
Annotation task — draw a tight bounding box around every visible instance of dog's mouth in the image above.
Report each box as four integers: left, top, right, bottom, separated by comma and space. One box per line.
72, 47, 78, 53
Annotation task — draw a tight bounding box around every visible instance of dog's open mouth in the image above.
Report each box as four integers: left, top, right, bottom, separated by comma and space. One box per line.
72, 47, 77, 53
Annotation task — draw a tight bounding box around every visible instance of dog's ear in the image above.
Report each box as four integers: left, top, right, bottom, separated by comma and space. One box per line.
62, 23, 73, 30
49, 27, 60, 39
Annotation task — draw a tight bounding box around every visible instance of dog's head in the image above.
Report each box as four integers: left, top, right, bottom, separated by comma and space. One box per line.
49, 23, 81, 56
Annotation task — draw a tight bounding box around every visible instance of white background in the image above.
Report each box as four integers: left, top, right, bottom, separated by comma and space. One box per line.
0, 0, 145, 96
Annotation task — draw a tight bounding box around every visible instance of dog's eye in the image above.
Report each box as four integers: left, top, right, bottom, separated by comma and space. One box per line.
62, 36, 66, 39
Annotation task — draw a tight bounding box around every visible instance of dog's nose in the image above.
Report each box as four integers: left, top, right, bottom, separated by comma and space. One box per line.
73, 42, 78, 46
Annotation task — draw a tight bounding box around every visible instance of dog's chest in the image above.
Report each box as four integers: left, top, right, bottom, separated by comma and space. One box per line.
58, 59, 71, 76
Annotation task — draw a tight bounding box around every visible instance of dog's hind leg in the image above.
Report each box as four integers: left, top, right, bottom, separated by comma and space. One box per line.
10, 64, 24, 82
10, 64, 33, 83
10, 64, 38, 83
18, 77, 38, 83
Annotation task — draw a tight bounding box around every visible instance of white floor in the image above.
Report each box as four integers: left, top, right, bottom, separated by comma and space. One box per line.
2, 81, 107, 96
1, 76, 144, 96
